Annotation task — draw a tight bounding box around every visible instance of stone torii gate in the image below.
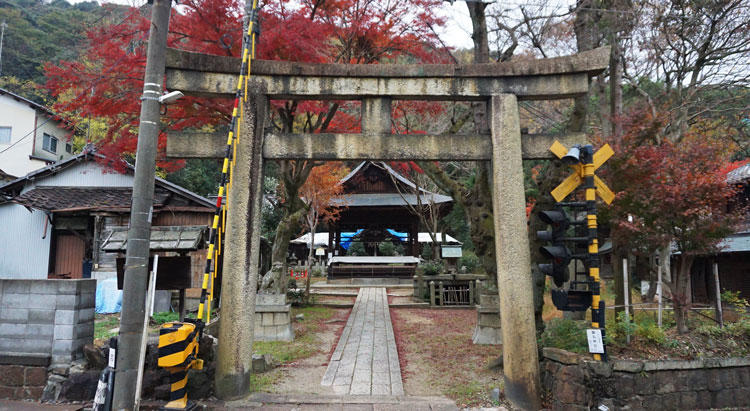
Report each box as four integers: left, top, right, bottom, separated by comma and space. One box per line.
164, 47, 608, 408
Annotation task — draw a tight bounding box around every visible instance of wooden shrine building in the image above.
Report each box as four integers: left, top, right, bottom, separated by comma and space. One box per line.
328, 161, 452, 256
324, 161, 452, 279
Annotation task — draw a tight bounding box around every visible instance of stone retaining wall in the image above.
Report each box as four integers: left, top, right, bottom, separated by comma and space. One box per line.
0, 359, 49, 400
0, 279, 95, 400
541, 347, 750, 410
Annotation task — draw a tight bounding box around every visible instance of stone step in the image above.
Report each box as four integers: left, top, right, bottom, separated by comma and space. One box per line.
311, 283, 414, 289
310, 290, 404, 297
313, 301, 432, 308
229, 393, 459, 410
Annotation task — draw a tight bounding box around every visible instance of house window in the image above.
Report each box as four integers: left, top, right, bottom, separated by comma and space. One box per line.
43, 133, 58, 153
0, 127, 10, 144
65, 143, 72, 154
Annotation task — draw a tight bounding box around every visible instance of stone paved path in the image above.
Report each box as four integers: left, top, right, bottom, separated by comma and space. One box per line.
321, 287, 404, 396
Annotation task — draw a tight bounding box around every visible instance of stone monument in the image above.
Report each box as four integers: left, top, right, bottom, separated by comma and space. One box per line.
255, 263, 294, 341
472, 281, 502, 345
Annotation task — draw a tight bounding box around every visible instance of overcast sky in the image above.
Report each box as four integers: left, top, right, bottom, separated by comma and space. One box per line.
67, 0, 476, 49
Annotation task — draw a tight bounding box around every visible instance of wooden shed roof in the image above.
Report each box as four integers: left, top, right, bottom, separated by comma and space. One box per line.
101, 225, 206, 252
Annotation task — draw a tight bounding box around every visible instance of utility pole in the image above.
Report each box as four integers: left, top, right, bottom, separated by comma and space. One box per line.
0, 20, 8, 76
112, 0, 172, 409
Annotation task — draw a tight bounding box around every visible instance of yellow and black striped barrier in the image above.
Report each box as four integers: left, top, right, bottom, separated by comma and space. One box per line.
157, 321, 203, 409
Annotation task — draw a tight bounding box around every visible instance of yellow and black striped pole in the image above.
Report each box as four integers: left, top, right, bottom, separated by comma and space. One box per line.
157, 2, 261, 408
197, 0, 260, 326
581, 145, 607, 361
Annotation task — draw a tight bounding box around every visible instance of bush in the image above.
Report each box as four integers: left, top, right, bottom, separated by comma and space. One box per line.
608, 311, 666, 345
635, 317, 666, 345
348, 241, 366, 256
420, 259, 444, 276
421, 243, 433, 259
458, 250, 479, 273
721, 290, 750, 310
394, 242, 405, 256
608, 311, 637, 344
311, 266, 325, 277
697, 316, 750, 339
378, 241, 396, 256
152, 312, 180, 324
538, 318, 589, 353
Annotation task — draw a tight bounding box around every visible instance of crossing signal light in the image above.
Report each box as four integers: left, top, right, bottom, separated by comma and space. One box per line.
537, 208, 573, 287
538, 209, 571, 236
539, 246, 570, 287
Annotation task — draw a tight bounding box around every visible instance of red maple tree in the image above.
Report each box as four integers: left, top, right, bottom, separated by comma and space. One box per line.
44, 2, 246, 171
44, 0, 450, 172
601, 107, 744, 333
298, 162, 347, 299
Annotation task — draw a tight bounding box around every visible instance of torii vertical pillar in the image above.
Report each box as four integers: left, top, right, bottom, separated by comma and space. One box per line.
215, 89, 267, 399
489, 94, 542, 409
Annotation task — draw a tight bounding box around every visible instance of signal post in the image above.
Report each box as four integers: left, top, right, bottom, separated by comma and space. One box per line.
539, 141, 614, 361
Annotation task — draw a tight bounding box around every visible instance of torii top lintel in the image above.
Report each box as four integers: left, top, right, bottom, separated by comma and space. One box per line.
165, 47, 609, 101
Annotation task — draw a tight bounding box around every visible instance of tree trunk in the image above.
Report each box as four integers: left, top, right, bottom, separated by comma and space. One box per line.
305, 223, 315, 304
609, 35, 623, 142
271, 208, 305, 265
672, 253, 695, 334
569, 0, 602, 131
270, 160, 314, 273
595, 77, 611, 136
466, 3, 489, 63
644, 254, 658, 301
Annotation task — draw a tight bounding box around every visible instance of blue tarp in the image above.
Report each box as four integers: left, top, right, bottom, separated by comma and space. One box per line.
385, 229, 408, 242
96, 277, 122, 314
339, 230, 364, 250
340, 229, 409, 249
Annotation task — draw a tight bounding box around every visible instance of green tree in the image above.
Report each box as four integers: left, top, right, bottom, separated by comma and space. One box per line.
164, 159, 220, 197
0, 0, 107, 88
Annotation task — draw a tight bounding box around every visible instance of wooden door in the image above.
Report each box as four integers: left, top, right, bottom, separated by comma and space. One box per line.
53, 234, 85, 278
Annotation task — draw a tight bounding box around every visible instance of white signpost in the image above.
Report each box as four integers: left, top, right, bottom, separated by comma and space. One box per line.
441, 245, 462, 258
586, 329, 605, 354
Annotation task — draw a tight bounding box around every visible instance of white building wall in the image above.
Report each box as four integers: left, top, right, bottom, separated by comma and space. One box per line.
0, 204, 51, 279
32, 111, 76, 164
19, 161, 134, 195
0, 161, 134, 279
0, 95, 40, 177
0, 94, 74, 178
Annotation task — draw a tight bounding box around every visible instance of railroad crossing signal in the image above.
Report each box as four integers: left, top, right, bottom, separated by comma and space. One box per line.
549, 141, 615, 204
542, 141, 613, 362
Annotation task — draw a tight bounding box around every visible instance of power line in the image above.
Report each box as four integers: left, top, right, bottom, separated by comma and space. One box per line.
0, 115, 54, 155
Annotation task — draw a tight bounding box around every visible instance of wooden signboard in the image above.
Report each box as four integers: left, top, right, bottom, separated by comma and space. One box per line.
116, 256, 192, 290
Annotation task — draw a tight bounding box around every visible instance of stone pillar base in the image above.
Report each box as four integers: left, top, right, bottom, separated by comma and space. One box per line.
254, 294, 294, 342
472, 293, 502, 345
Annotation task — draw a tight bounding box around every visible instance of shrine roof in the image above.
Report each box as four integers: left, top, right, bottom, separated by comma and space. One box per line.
335, 161, 452, 207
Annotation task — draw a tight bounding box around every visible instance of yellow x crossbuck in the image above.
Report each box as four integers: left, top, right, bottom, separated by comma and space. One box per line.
549, 141, 615, 204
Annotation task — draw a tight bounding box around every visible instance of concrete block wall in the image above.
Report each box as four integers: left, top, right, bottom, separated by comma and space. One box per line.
0, 279, 96, 367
